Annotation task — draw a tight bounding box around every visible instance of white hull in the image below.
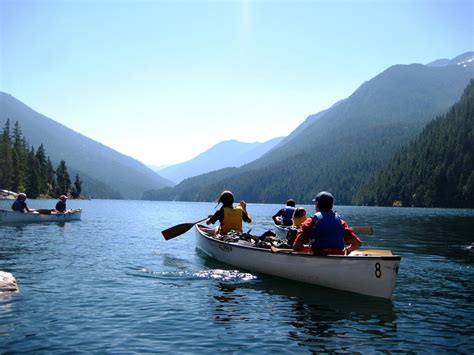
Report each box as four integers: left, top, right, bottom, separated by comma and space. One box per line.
195, 225, 401, 299
0, 209, 82, 223
274, 223, 293, 239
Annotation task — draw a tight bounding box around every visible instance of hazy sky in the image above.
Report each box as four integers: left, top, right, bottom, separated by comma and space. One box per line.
1, 0, 472, 166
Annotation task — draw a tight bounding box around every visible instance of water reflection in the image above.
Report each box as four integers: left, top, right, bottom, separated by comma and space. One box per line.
202, 255, 397, 350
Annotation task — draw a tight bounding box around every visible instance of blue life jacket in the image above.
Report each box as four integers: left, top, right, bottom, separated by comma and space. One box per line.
310, 211, 345, 250
282, 206, 295, 225
11, 200, 26, 212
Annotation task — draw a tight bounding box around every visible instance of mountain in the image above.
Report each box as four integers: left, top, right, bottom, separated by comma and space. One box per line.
155, 137, 283, 184
354, 79, 474, 208
0, 92, 173, 199
426, 51, 473, 67
274, 100, 343, 149
143, 52, 474, 205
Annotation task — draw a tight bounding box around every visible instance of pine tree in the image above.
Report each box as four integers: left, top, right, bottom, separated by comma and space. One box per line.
25, 147, 40, 198
11, 121, 27, 192
46, 157, 56, 194
35, 144, 49, 195
55, 160, 71, 196
0, 120, 13, 190
70, 174, 82, 198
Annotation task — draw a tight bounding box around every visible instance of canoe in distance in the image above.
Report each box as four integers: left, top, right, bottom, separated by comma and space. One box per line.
0, 209, 82, 224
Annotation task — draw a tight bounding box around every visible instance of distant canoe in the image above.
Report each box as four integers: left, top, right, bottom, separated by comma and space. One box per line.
195, 224, 401, 299
0, 209, 82, 224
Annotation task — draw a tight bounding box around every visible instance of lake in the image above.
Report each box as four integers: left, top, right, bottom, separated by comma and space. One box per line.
0, 199, 473, 353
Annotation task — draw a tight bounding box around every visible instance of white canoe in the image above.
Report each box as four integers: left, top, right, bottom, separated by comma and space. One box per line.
195, 224, 401, 299
0, 209, 82, 224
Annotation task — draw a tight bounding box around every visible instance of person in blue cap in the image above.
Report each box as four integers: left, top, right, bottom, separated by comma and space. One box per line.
293, 191, 361, 255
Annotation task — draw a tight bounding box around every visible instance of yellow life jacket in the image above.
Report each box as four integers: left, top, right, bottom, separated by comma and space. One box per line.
293, 215, 307, 228
219, 206, 243, 234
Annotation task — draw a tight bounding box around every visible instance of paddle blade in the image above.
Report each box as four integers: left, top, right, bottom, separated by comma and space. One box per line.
161, 223, 195, 240
161, 217, 210, 241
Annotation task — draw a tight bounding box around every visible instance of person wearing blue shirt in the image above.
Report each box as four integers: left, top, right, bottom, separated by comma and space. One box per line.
272, 199, 296, 226
11, 193, 35, 213
55, 195, 68, 213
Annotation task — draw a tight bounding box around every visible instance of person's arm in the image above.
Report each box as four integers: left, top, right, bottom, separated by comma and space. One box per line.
240, 201, 251, 223
341, 219, 362, 254
272, 209, 284, 223
25, 205, 36, 213
293, 217, 313, 251
206, 209, 223, 225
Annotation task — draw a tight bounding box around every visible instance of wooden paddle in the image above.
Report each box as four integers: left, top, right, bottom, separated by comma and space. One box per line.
162, 217, 210, 240
270, 246, 311, 254
36, 209, 52, 215
271, 246, 294, 253
348, 249, 393, 256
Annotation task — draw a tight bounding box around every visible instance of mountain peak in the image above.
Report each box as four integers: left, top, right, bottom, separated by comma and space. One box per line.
427, 51, 474, 67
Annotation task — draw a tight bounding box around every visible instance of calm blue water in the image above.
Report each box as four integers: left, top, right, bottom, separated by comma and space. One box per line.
0, 199, 473, 353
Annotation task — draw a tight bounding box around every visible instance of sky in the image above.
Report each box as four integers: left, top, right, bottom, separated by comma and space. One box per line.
1, 0, 472, 167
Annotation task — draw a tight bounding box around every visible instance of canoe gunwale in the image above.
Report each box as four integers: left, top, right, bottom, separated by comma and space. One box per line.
195, 224, 401, 260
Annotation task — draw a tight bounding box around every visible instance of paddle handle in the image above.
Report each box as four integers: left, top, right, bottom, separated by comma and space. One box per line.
193, 217, 210, 225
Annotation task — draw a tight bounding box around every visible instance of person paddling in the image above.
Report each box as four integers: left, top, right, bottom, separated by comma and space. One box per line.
293, 191, 361, 255
272, 199, 296, 226
54, 195, 69, 213
206, 190, 251, 235
11, 193, 36, 213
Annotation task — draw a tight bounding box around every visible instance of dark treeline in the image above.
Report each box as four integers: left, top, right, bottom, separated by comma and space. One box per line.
354, 80, 474, 208
0, 120, 82, 199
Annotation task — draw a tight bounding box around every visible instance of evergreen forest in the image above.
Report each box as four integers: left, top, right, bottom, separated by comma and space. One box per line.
0, 120, 82, 199
354, 80, 474, 208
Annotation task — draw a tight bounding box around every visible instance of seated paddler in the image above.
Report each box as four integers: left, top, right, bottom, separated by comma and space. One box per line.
293, 191, 361, 256
272, 199, 296, 226
206, 190, 252, 235
11, 193, 37, 213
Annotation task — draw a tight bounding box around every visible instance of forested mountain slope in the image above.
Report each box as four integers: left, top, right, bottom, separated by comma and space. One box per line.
156, 137, 283, 184
144, 53, 473, 204
0, 92, 172, 199
355, 80, 474, 208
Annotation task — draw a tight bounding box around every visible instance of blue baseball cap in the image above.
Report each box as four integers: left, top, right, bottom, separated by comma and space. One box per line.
312, 191, 334, 210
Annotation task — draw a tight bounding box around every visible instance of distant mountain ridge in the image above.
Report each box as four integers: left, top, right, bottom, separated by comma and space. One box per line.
143, 52, 474, 205
155, 137, 283, 184
427, 51, 473, 67
0, 92, 173, 199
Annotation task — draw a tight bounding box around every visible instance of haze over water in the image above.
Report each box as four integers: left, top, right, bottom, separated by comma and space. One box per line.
1, 200, 473, 353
